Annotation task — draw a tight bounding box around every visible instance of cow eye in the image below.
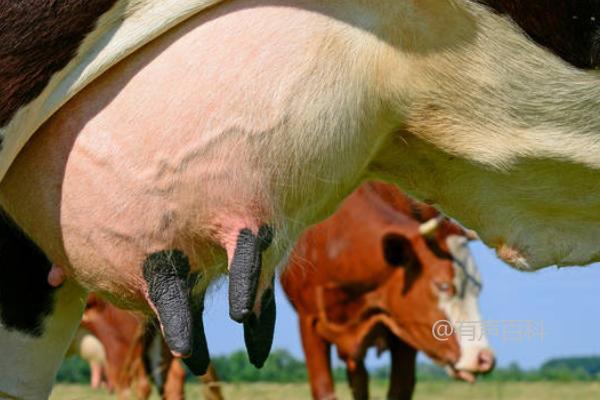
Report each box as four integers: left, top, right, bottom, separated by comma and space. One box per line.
435, 281, 454, 295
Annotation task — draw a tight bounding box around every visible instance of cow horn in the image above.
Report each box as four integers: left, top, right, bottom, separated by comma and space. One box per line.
419, 216, 443, 236
465, 229, 480, 241
143, 250, 193, 357
182, 274, 210, 375
229, 225, 274, 323
243, 282, 276, 368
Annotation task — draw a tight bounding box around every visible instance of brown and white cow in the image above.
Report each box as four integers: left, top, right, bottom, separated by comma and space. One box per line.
78, 294, 153, 400
78, 295, 224, 400
282, 183, 494, 400
0, 1, 599, 398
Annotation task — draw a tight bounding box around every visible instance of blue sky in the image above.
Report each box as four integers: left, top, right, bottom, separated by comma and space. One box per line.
203, 242, 600, 369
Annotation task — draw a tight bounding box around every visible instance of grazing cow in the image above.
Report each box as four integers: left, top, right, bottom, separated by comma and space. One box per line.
0, 1, 599, 398
282, 182, 494, 400
80, 295, 224, 400
79, 295, 153, 400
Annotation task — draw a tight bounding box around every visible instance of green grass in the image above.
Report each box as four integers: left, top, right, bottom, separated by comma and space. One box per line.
50, 381, 600, 400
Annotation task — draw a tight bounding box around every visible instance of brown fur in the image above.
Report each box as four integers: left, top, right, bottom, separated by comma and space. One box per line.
0, 0, 117, 128
82, 295, 151, 399
281, 183, 472, 400
478, 0, 600, 68
82, 295, 224, 400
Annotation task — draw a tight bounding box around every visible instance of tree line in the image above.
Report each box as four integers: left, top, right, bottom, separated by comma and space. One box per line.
57, 349, 600, 383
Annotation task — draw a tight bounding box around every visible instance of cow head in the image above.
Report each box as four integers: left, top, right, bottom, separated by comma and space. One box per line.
362, 184, 494, 381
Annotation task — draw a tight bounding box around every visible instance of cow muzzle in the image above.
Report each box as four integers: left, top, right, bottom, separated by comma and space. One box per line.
448, 347, 496, 382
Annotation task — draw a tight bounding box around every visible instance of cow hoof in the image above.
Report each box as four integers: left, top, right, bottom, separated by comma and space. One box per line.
228, 225, 273, 323
243, 284, 276, 368
143, 250, 193, 357
182, 274, 210, 375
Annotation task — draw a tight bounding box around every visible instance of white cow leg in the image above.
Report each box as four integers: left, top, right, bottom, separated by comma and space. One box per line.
0, 281, 86, 400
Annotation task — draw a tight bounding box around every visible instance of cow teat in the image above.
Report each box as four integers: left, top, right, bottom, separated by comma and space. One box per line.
228, 225, 274, 322
227, 225, 276, 368
142, 250, 210, 368
243, 279, 276, 368
181, 273, 210, 376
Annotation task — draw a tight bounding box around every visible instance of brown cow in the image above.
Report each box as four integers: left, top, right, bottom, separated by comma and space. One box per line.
80, 295, 224, 400
281, 183, 494, 400
80, 295, 153, 400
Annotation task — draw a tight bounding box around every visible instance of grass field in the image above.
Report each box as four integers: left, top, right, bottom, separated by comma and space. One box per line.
50, 381, 600, 400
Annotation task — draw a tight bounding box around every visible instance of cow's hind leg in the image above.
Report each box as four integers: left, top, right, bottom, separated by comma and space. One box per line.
346, 360, 369, 400
163, 358, 185, 400
200, 364, 224, 400
90, 362, 103, 389
0, 281, 86, 399
0, 212, 87, 399
0, 212, 55, 335
387, 336, 417, 400
142, 322, 169, 396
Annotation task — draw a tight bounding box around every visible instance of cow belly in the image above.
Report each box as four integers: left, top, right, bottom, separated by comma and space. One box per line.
0, 1, 386, 306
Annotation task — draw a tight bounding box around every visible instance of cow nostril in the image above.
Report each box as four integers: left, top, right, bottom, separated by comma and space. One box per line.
477, 349, 496, 372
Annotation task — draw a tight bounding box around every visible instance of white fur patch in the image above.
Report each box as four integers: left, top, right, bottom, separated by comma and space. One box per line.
440, 235, 490, 372
0, 283, 87, 399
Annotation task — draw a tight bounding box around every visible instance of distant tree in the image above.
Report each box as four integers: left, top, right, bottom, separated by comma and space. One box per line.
56, 357, 90, 383
416, 363, 449, 381
542, 356, 600, 379
209, 349, 308, 382
58, 349, 600, 384
371, 365, 389, 380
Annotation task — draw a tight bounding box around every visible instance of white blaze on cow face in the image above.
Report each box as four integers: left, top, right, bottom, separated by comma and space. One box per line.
439, 235, 494, 377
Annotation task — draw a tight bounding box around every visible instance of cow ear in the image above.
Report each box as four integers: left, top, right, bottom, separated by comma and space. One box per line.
382, 233, 414, 267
